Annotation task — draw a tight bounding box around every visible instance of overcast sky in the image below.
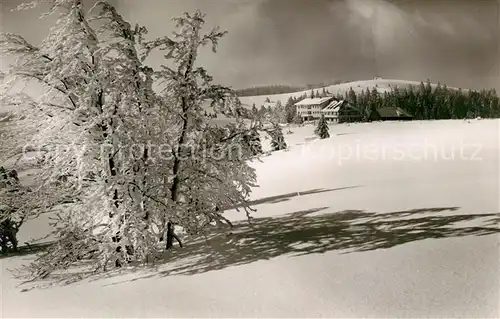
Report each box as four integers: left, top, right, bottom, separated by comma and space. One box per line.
1, 0, 499, 90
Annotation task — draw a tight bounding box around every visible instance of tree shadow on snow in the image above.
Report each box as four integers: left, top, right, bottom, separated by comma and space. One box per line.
0, 242, 52, 260
2, 187, 357, 262
107, 206, 500, 286
227, 186, 361, 209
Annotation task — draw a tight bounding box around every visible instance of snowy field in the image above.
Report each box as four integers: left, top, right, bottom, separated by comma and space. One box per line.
1, 119, 499, 318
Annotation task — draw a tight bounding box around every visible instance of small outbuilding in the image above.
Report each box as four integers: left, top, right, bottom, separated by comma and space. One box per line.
374, 107, 413, 121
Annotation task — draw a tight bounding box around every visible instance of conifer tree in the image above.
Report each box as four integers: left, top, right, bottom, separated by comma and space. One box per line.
370, 87, 381, 109
274, 100, 286, 123
293, 112, 303, 125
242, 129, 263, 156
289, 81, 500, 123
269, 123, 287, 151
284, 96, 296, 123
347, 87, 357, 109
489, 90, 500, 117
252, 103, 258, 116
314, 114, 330, 139
259, 105, 267, 117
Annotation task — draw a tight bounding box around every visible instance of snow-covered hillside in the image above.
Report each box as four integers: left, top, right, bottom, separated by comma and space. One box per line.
239, 78, 463, 109
0, 78, 462, 117
2, 119, 498, 318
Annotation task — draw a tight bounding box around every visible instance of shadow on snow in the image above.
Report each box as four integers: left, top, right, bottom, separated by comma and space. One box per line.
2, 187, 356, 261
228, 186, 361, 209
0, 242, 52, 260
6, 188, 499, 288
105, 205, 500, 286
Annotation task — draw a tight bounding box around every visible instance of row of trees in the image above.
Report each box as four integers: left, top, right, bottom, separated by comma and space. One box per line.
234, 79, 345, 97
248, 96, 306, 125
341, 81, 500, 121
308, 88, 332, 99
304, 79, 345, 89
247, 89, 334, 125
235, 85, 304, 97
253, 80, 500, 126
0, 1, 263, 280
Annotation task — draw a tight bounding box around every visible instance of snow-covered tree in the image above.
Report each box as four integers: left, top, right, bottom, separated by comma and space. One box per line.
284, 96, 296, 123
293, 112, 303, 125
143, 12, 258, 236
241, 129, 262, 156
259, 105, 267, 117
270, 100, 286, 123
269, 123, 287, 151
1, 1, 257, 280
0, 167, 24, 254
315, 114, 330, 139
251, 103, 258, 117
1, 0, 165, 274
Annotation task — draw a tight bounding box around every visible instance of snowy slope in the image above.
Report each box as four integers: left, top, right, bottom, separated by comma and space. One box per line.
239, 78, 463, 109
2, 119, 499, 318
0, 78, 461, 119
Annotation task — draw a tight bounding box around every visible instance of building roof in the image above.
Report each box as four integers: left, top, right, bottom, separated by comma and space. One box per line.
294, 97, 333, 106
322, 99, 344, 111
377, 107, 413, 118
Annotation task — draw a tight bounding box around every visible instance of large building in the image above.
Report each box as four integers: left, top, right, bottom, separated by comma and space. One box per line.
295, 97, 362, 123
321, 99, 344, 123
295, 97, 335, 121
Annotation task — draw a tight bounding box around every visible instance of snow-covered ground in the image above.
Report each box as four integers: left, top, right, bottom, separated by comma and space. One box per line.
1, 119, 499, 318
239, 78, 462, 108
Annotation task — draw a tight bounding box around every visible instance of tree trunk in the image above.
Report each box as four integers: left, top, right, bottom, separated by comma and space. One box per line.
0, 236, 7, 254
166, 222, 174, 249
164, 53, 196, 237
165, 221, 183, 249
10, 233, 18, 252
166, 231, 173, 249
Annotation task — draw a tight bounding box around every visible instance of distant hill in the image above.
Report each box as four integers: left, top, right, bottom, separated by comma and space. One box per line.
235, 85, 305, 97
239, 78, 464, 109
234, 80, 346, 97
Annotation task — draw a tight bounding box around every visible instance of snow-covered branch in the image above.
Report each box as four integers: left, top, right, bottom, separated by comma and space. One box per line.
2, 0, 258, 282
